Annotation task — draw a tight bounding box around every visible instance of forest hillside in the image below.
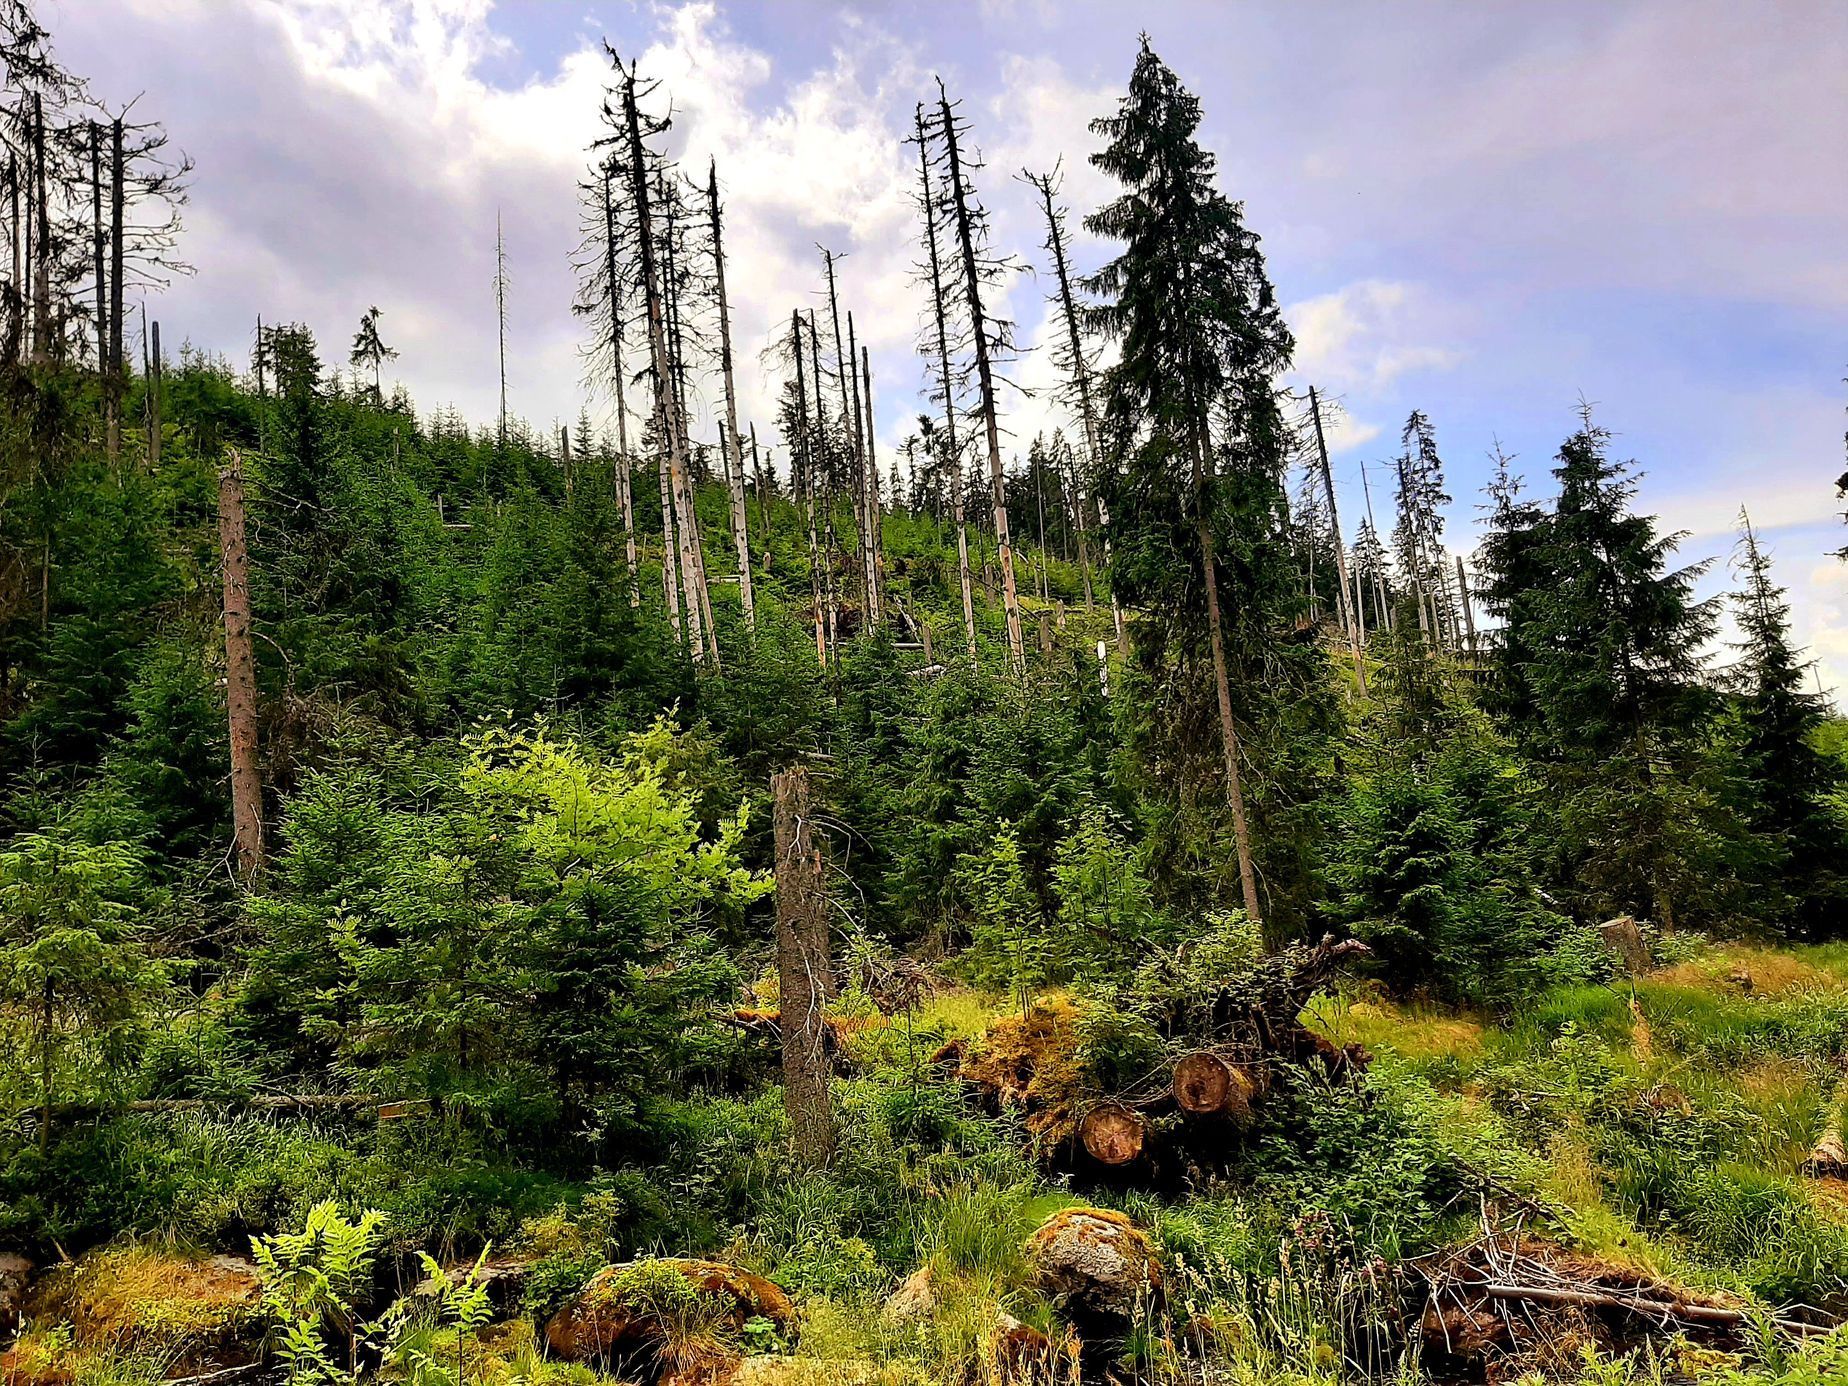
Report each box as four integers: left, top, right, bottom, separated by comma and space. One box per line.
3, 6, 1848, 1385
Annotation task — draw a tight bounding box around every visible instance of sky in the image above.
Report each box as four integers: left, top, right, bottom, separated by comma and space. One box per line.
47, 0, 1848, 699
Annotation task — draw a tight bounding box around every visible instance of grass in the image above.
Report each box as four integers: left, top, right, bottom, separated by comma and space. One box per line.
19, 936, 1848, 1386
1303, 991, 1487, 1068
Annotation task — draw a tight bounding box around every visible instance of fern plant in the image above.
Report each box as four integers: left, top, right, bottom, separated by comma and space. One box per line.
250, 1200, 387, 1385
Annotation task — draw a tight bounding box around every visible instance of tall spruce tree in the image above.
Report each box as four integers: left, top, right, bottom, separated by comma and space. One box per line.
1084, 37, 1310, 928
1728, 513, 1846, 936
1479, 418, 1728, 928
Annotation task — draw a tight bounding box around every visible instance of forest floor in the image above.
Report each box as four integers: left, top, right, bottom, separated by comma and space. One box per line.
7, 937, 1848, 1386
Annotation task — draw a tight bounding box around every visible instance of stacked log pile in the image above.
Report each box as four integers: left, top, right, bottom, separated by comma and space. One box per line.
954, 934, 1372, 1175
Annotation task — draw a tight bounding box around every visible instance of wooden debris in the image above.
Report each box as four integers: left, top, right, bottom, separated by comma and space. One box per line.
1079, 1102, 1146, 1166
1598, 916, 1650, 977
1171, 1052, 1256, 1119
1802, 1079, 1848, 1181
1414, 1224, 1837, 1374
726, 1007, 866, 1065
546, 1259, 796, 1366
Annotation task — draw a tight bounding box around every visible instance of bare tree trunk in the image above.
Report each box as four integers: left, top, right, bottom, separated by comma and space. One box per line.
618, 64, 703, 661
1455, 553, 1478, 656
806, 310, 841, 655
938, 90, 1024, 669
495, 212, 509, 460
614, 434, 640, 608
860, 341, 885, 628
218, 449, 264, 884
750, 424, 769, 545
90, 125, 105, 382
773, 765, 834, 1169
657, 427, 684, 638
253, 315, 266, 456
1033, 449, 1050, 602
600, 166, 641, 608
1193, 420, 1262, 926
791, 312, 827, 665
147, 320, 162, 470
1358, 457, 1390, 633
656, 173, 712, 663
915, 104, 977, 662
8, 150, 21, 365
822, 251, 869, 626
1309, 387, 1367, 695
109, 120, 124, 454
30, 93, 48, 362
845, 309, 872, 625
1030, 171, 1125, 649
706, 160, 755, 632
846, 311, 878, 627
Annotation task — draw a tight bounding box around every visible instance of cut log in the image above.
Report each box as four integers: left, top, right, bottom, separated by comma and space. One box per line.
1172, 1052, 1256, 1119
1080, 1102, 1146, 1166
1804, 1129, 1848, 1179
1173, 1052, 1227, 1112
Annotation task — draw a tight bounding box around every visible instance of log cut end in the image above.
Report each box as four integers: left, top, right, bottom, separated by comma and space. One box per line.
1080, 1102, 1147, 1166
1172, 1052, 1257, 1119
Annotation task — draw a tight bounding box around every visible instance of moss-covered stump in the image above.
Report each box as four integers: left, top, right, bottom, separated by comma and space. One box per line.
1026, 1207, 1160, 1324
412, 1253, 533, 1314
544, 1258, 796, 1382
958, 998, 1090, 1146
6, 1247, 262, 1380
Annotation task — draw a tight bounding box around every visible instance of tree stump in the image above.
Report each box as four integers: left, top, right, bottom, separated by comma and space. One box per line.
1079, 1102, 1146, 1166
1598, 916, 1650, 977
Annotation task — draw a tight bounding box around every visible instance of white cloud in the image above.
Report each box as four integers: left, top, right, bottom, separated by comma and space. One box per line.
1285, 279, 1460, 396
1804, 561, 1848, 708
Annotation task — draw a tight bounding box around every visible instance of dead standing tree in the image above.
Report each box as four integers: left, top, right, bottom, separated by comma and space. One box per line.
1024, 165, 1131, 654
807, 308, 843, 654
658, 167, 720, 664
1308, 386, 1367, 694
911, 102, 977, 659
217, 447, 262, 883
779, 308, 828, 665
848, 310, 883, 629
608, 49, 712, 663
773, 765, 834, 1168
932, 79, 1024, 670
705, 159, 755, 632
821, 247, 880, 631
573, 156, 641, 606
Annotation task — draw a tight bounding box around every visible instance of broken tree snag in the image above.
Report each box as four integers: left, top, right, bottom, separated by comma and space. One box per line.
772, 765, 834, 1167
218, 447, 264, 883
1080, 1102, 1147, 1166
1172, 1052, 1257, 1120
1599, 915, 1651, 977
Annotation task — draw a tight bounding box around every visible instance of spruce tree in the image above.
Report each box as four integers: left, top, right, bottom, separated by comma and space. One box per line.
1728, 513, 1847, 936
1084, 37, 1303, 927
1480, 418, 1726, 927
347, 305, 396, 401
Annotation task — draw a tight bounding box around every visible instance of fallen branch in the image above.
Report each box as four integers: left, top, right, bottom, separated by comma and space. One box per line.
1482, 1283, 1778, 1332
22, 1093, 386, 1126
162, 1364, 263, 1386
